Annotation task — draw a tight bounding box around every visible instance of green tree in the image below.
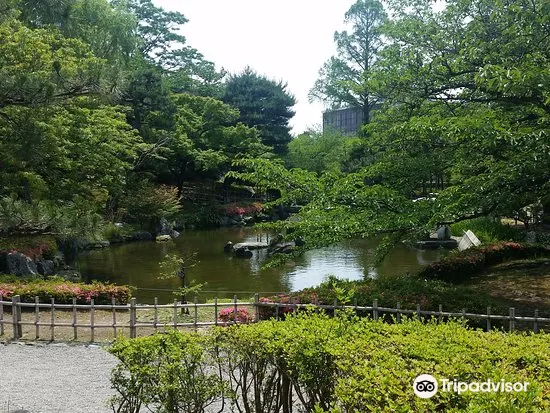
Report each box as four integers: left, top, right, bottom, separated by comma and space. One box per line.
286, 128, 361, 174
223, 67, 296, 155
231, 0, 550, 256
309, 0, 387, 125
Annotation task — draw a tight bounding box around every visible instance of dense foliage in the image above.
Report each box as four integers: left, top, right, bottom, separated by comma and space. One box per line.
419, 242, 550, 282
310, 0, 387, 125
0, 0, 282, 237
230, 0, 550, 257
223, 67, 296, 155
0, 276, 132, 304
110, 312, 550, 412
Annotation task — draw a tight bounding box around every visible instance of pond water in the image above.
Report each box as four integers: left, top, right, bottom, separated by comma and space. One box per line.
75, 228, 447, 303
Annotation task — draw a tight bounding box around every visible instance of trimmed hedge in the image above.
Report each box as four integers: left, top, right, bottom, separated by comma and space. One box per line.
0, 277, 132, 304
109, 312, 550, 412
258, 274, 511, 317
419, 242, 550, 282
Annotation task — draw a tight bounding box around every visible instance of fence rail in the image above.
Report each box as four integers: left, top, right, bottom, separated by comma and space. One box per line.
0, 294, 549, 342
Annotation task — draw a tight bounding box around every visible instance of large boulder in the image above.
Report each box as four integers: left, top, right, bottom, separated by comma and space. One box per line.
436, 225, 451, 240
235, 247, 253, 258
224, 241, 234, 253
56, 269, 82, 282
156, 235, 172, 242
157, 217, 173, 236
131, 231, 153, 241
7, 252, 38, 276
36, 259, 55, 276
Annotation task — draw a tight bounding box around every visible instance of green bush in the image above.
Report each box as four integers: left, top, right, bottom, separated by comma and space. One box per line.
0, 277, 132, 304
450, 217, 521, 243
259, 274, 510, 316
109, 312, 550, 412
109, 330, 229, 413
420, 242, 550, 282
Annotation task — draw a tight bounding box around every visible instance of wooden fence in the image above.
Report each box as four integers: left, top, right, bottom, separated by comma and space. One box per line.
0, 294, 549, 342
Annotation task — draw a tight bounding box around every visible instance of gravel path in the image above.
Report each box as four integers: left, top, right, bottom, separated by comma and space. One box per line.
0, 343, 118, 413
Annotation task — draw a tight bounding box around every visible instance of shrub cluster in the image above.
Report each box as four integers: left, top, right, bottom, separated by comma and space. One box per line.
258, 275, 508, 317
109, 312, 550, 412
217, 202, 263, 217
0, 277, 132, 304
450, 217, 520, 244
419, 242, 550, 282
218, 306, 252, 323
0, 235, 57, 260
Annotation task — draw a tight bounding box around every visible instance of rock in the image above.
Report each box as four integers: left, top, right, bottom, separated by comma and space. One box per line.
88, 240, 110, 249
36, 259, 55, 276
224, 241, 234, 253
7, 252, 38, 276
436, 225, 451, 240
271, 242, 295, 254
114, 222, 124, 228
235, 247, 253, 258
157, 217, 173, 236
233, 242, 269, 250
131, 231, 153, 241
170, 229, 180, 239
458, 230, 482, 251
56, 269, 82, 282
219, 216, 232, 227
155, 235, 172, 242
53, 251, 65, 268
525, 231, 537, 243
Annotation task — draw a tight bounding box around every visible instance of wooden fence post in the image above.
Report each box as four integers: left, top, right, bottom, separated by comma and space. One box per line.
130, 298, 137, 338
233, 295, 238, 325
417, 304, 421, 321
112, 297, 117, 339
486, 307, 491, 332
214, 297, 218, 326
194, 296, 198, 331
72, 297, 77, 340
254, 293, 259, 322
438, 304, 443, 324
50, 298, 55, 341
373, 299, 378, 321
172, 299, 177, 329
509, 307, 515, 332
534, 309, 539, 333
0, 294, 4, 337
90, 299, 95, 342
34, 296, 40, 340
12, 295, 21, 340
396, 302, 401, 323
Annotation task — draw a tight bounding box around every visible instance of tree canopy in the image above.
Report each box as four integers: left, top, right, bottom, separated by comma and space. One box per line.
231, 0, 550, 256
309, 0, 387, 125
223, 68, 296, 155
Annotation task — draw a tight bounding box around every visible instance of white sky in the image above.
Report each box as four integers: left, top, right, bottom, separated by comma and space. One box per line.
153, 0, 356, 135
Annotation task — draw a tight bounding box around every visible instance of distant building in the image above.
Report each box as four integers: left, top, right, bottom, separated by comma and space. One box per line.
322, 107, 364, 135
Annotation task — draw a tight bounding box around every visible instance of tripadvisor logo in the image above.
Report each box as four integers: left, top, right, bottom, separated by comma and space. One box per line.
413, 374, 529, 398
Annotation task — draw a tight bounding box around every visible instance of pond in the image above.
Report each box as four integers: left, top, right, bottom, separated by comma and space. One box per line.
75, 228, 447, 303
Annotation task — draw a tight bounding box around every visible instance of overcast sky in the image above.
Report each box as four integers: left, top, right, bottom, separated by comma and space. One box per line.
153, 0, 356, 135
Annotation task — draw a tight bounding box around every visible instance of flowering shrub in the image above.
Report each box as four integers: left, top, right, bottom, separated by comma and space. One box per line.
258, 291, 319, 319
0, 235, 57, 260
217, 202, 264, 217
0, 278, 132, 304
218, 307, 252, 323
420, 242, 550, 282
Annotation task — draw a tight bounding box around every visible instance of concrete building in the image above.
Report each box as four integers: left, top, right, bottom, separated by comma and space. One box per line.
322, 107, 364, 135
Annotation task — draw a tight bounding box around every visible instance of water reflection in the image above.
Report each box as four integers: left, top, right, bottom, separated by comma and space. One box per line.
75, 228, 447, 303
